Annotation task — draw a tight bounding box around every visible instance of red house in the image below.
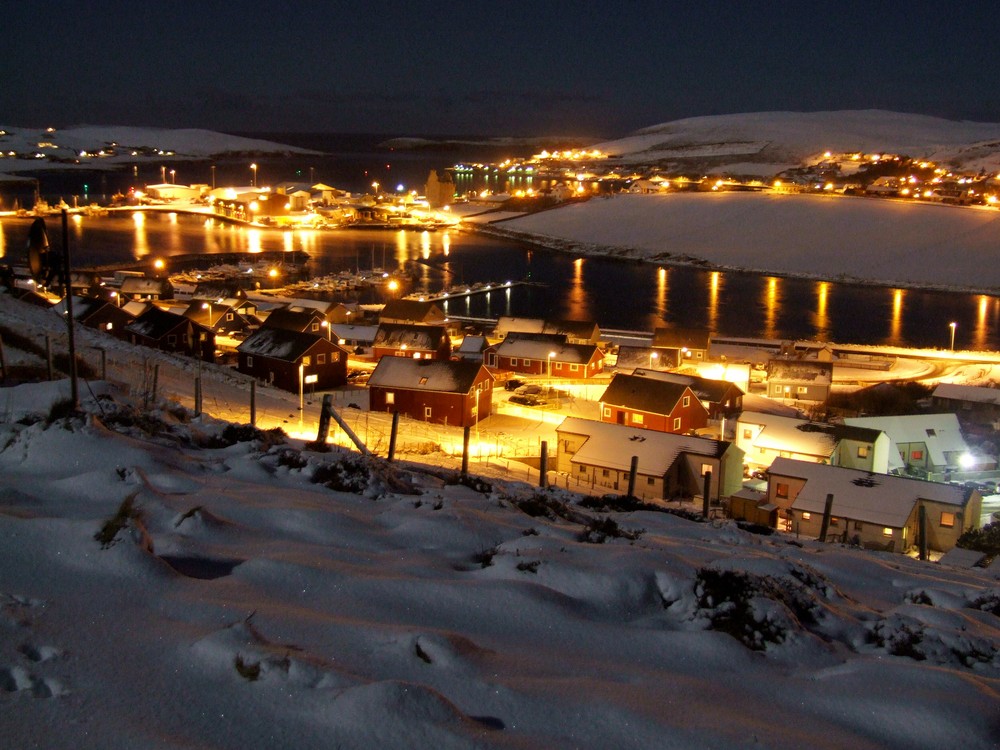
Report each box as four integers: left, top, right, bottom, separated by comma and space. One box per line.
494, 334, 604, 379
367, 357, 494, 427
236, 328, 348, 393
598, 372, 709, 434
372, 324, 451, 361
125, 306, 215, 362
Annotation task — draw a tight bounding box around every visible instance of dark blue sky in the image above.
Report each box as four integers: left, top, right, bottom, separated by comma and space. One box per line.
4, 1, 998, 138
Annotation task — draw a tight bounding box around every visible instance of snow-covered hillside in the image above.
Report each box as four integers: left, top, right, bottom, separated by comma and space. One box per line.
0, 291, 999, 749
0, 124, 316, 173
592, 110, 1000, 173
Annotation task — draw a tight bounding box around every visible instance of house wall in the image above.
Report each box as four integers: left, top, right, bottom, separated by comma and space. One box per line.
788, 509, 912, 552
370, 387, 471, 426
766, 474, 809, 512
934, 396, 1000, 428
921, 496, 980, 552
567, 461, 666, 500
833, 437, 880, 472
238, 347, 346, 393
769, 381, 829, 402
372, 346, 447, 361
600, 390, 709, 434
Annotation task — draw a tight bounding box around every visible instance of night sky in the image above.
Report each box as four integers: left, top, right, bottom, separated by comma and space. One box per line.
4, 1, 999, 138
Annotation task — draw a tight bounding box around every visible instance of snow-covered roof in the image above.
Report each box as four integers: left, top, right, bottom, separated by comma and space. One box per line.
236, 327, 334, 361
770, 457, 972, 528
495, 335, 600, 364
844, 413, 969, 466
557, 416, 725, 475
933, 382, 1000, 406
738, 411, 866, 458
373, 324, 448, 350
367, 357, 490, 394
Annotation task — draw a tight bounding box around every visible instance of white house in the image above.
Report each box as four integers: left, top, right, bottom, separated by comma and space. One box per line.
765, 457, 981, 554
843, 413, 977, 480
736, 411, 892, 474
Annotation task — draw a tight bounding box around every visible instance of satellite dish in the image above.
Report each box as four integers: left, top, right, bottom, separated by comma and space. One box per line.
26, 217, 61, 287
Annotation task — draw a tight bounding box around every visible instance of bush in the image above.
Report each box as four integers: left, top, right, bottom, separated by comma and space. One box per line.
578, 516, 643, 544
956, 522, 1000, 558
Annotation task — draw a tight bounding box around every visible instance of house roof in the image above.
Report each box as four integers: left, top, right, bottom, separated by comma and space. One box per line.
652, 326, 711, 350
630, 368, 744, 403
843, 413, 969, 466
599, 373, 696, 415
557, 416, 728, 476
261, 306, 325, 332
121, 277, 173, 295
933, 382, 1000, 406
496, 317, 599, 340
770, 457, 972, 528
766, 359, 833, 385
738, 411, 884, 458
495, 335, 601, 364
329, 324, 378, 343
373, 324, 448, 350
236, 328, 338, 361
125, 306, 204, 339
380, 299, 445, 322
457, 335, 489, 354
368, 357, 491, 394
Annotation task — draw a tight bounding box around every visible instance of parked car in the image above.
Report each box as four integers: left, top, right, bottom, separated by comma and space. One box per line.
509, 394, 547, 407
504, 378, 526, 391
515, 383, 544, 396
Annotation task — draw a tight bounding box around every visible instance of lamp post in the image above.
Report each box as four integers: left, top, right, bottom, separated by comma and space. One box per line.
210, 165, 216, 189
649, 351, 659, 369
160, 165, 166, 183
250, 163, 258, 188
169, 169, 175, 184
202, 301, 213, 327
949, 321, 957, 351
372, 181, 379, 198
548, 351, 556, 378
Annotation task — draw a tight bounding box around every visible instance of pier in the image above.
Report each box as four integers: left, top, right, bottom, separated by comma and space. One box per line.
404, 279, 543, 303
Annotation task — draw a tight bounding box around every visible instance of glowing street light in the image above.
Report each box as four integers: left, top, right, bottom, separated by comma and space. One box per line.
548, 351, 556, 378
372, 181, 379, 197
169, 169, 176, 184
250, 163, 258, 187
202, 301, 213, 327
160, 165, 166, 183
949, 321, 957, 351
649, 351, 659, 369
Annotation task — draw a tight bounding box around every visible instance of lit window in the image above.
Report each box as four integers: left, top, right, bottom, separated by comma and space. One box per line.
882, 527, 894, 537
743, 428, 752, 439
858, 445, 869, 458
911, 450, 924, 460
830, 517, 840, 527
632, 414, 644, 425
797, 386, 808, 394
419, 377, 428, 385
940, 511, 955, 528
802, 512, 811, 520
386, 392, 394, 405
701, 463, 712, 477
301, 356, 311, 366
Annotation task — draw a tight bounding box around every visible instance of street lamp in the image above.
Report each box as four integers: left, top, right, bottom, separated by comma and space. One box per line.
202, 301, 213, 327
649, 351, 659, 369
949, 321, 957, 351
372, 181, 379, 197
210, 165, 216, 189
160, 165, 166, 183
169, 169, 176, 184
548, 351, 556, 378
250, 163, 258, 188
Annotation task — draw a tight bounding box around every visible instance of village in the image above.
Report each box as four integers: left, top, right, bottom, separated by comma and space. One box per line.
3, 255, 999, 571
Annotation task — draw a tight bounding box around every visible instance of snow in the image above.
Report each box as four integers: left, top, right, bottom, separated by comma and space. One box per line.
489, 191, 1000, 293
1, 296, 999, 749
592, 110, 1000, 171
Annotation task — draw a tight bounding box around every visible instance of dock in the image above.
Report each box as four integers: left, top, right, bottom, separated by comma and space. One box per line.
405, 279, 543, 303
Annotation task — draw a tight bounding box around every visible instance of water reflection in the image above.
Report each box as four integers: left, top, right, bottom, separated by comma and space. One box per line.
6, 211, 998, 350
565, 257, 590, 320
887, 288, 904, 344
132, 212, 149, 258
813, 281, 830, 340
762, 276, 781, 339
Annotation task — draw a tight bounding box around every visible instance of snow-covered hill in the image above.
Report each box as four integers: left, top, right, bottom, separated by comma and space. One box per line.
0, 291, 999, 749
592, 110, 1000, 173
